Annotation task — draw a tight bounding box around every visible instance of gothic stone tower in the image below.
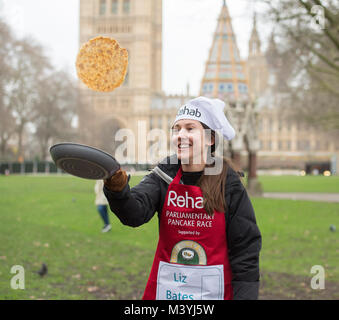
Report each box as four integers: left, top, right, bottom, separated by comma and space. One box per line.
247, 13, 268, 101
200, 0, 250, 168
200, 0, 249, 102
78, 0, 162, 161
200, 1, 262, 195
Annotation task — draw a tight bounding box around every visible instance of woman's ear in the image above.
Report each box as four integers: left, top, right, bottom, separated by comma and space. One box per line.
205, 130, 215, 147
210, 134, 215, 146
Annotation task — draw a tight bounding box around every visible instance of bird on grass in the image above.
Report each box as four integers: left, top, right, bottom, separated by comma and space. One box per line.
35, 263, 48, 277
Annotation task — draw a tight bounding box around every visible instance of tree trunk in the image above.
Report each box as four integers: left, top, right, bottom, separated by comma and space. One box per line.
247, 152, 263, 197
231, 150, 242, 171
17, 122, 25, 160
41, 140, 48, 161
0, 137, 7, 158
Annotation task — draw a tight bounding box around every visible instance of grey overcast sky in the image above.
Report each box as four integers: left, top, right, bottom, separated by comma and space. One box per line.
1, 0, 270, 96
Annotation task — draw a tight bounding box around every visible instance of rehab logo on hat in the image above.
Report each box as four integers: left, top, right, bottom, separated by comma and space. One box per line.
177, 105, 201, 118
173, 96, 236, 141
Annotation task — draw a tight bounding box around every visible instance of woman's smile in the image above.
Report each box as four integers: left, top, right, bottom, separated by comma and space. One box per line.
177, 142, 192, 151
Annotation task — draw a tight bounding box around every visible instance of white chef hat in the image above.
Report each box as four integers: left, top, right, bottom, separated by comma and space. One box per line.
173, 96, 236, 140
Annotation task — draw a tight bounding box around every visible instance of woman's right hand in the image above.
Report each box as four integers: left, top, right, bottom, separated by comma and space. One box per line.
104, 169, 128, 192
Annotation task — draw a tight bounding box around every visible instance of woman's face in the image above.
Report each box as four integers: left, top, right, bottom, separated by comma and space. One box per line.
171, 120, 214, 164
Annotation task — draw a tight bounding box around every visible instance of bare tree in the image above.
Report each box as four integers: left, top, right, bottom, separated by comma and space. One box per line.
32, 70, 78, 160
7, 37, 52, 159
260, 0, 339, 131
0, 17, 83, 161
0, 103, 16, 159
0, 19, 15, 159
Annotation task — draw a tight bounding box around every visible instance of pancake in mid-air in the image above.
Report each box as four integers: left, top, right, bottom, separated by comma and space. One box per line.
76, 36, 128, 92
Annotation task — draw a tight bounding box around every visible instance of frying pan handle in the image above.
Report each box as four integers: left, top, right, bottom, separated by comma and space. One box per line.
108, 163, 121, 179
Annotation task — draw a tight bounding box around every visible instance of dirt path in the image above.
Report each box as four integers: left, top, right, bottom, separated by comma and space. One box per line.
259, 271, 339, 300
83, 270, 338, 300
262, 192, 339, 203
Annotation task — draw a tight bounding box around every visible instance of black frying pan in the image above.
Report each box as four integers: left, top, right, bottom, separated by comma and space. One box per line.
49, 143, 120, 180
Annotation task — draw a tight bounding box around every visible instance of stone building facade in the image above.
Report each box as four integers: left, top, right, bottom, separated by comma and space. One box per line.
246, 15, 339, 174
78, 0, 339, 174
78, 0, 167, 163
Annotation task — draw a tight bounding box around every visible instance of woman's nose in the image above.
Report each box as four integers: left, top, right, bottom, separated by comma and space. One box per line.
178, 129, 189, 140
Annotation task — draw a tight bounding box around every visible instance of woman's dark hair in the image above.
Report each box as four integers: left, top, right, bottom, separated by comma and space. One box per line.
196, 122, 239, 216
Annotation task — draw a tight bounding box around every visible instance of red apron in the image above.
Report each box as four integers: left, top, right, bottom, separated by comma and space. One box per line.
142, 167, 233, 300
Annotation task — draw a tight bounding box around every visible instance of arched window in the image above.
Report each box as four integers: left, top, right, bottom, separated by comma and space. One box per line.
203, 83, 214, 93
99, 0, 106, 15
238, 83, 248, 93
123, 0, 130, 14
111, 0, 118, 14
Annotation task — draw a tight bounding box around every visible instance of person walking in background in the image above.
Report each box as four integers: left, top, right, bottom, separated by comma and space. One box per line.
94, 180, 111, 233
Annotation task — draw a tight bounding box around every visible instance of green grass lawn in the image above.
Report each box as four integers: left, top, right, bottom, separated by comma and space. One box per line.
0, 174, 338, 300
257, 175, 339, 193
255, 196, 338, 278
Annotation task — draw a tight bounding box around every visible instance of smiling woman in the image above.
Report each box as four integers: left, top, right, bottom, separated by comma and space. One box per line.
171, 119, 210, 172
103, 96, 262, 301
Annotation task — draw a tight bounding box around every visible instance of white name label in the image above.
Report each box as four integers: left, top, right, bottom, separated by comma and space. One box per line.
156, 261, 224, 300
